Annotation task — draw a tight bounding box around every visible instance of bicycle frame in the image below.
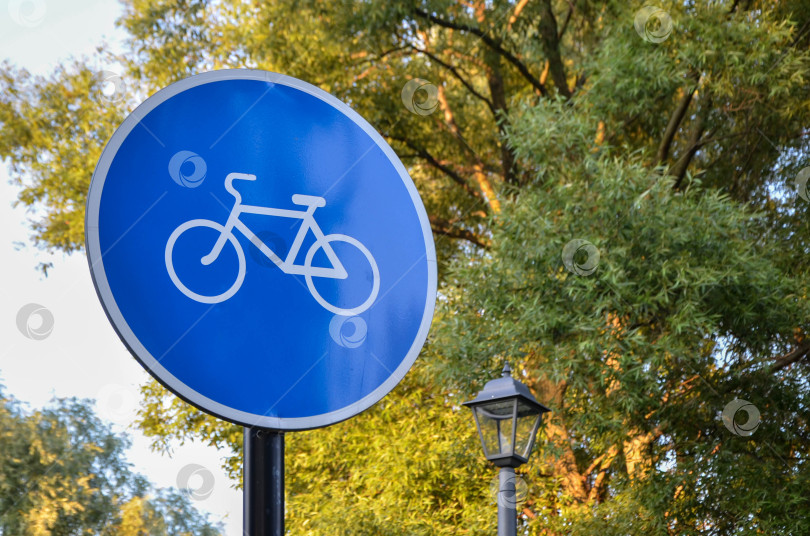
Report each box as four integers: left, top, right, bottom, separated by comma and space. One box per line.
165, 173, 379, 312
201, 199, 348, 280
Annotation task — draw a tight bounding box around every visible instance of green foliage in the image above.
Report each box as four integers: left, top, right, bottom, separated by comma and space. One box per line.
0, 60, 125, 261
433, 101, 810, 532
141, 362, 508, 535
0, 387, 222, 535
3, 0, 810, 534
286, 365, 497, 535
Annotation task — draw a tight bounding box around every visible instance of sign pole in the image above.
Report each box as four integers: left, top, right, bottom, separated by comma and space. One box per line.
244, 427, 284, 536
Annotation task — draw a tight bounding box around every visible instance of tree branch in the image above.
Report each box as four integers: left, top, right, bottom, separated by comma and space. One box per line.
507, 0, 531, 29
538, 0, 571, 98
482, 48, 517, 186
670, 112, 707, 189
657, 81, 699, 164
558, 0, 575, 40
413, 8, 549, 96
588, 467, 611, 504
771, 340, 810, 372
584, 451, 609, 478
365, 46, 410, 63
429, 214, 489, 248
410, 46, 496, 114
387, 134, 485, 204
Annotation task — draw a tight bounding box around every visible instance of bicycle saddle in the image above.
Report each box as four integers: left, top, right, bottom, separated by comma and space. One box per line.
291, 194, 326, 208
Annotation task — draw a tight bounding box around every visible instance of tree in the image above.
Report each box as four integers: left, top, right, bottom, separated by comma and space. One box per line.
0, 387, 222, 535
431, 113, 810, 533
2, 0, 810, 534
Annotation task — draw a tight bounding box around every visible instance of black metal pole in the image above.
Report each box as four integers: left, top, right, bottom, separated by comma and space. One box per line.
497, 466, 517, 536
244, 427, 284, 536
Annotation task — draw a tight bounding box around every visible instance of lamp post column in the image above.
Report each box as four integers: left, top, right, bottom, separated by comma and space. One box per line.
498, 466, 517, 536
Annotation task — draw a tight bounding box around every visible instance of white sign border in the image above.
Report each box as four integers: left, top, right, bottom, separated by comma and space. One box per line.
85, 69, 438, 430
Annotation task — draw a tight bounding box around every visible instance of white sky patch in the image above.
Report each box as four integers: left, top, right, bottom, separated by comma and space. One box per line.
0, 1, 241, 533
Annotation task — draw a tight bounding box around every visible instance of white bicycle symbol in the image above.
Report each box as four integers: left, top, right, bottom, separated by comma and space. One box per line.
165, 172, 380, 316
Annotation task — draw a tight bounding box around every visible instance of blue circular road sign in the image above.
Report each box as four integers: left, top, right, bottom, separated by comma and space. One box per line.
86, 70, 437, 430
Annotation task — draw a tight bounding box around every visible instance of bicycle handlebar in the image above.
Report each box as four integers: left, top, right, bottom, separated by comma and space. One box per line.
225, 173, 257, 202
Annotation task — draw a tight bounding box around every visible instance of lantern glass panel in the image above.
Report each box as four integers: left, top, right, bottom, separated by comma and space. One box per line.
514, 400, 541, 458
474, 399, 516, 457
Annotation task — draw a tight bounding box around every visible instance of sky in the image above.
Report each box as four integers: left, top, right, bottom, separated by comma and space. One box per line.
0, 0, 242, 532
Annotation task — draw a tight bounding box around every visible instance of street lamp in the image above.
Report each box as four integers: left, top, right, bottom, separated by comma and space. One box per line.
464, 364, 550, 536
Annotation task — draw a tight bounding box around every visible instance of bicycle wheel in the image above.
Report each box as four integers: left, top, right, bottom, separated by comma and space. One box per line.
165, 219, 246, 304
304, 234, 380, 316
